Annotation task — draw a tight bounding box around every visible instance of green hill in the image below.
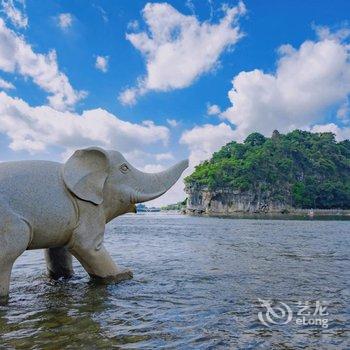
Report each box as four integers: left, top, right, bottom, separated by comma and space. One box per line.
185, 130, 350, 209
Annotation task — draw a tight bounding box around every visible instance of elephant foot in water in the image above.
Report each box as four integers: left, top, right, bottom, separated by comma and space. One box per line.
89, 268, 134, 284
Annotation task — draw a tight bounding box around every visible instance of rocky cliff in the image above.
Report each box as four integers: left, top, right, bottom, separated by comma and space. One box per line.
185, 184, 287, 214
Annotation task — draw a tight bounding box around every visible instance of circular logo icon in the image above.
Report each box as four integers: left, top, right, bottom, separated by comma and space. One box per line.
258, 298, 293, 327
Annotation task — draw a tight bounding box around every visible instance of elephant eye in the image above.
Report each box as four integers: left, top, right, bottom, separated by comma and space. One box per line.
120, 163, 129, 173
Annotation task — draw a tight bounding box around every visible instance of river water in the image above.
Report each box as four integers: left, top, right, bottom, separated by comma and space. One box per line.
0, 214, 349, 349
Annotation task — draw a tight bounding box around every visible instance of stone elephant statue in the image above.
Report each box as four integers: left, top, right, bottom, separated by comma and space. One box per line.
0, 147, 188, 302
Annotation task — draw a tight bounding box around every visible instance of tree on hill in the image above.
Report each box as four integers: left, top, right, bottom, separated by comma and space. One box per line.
185, 130, 350, 209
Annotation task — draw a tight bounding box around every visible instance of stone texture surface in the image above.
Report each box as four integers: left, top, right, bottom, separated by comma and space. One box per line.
185, 185, 350, 216
186, 185, 287, 214
0, 147, 188, 301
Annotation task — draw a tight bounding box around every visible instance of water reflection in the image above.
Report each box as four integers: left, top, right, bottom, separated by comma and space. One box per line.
1, 277, 117, 348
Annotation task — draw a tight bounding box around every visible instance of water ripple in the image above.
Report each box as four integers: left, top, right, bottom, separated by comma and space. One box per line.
0, 214, 349, 349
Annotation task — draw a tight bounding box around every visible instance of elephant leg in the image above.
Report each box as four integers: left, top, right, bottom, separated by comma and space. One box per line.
69, 206, 133, 283
70, 244, 133, 282
0, 264, 13, 304
45, 247, 74, 280
0, 208, 31, 303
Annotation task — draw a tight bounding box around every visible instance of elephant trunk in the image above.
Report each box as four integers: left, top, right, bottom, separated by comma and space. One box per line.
131, 159, 188, 203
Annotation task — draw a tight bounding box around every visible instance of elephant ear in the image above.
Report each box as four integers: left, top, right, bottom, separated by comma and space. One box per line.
63, 147, 110, 205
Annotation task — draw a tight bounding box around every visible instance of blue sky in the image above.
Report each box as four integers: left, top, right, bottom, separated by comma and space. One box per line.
0, 0, 350, 204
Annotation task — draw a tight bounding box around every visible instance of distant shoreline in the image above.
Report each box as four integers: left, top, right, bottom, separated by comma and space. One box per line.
184, 208, 350, 220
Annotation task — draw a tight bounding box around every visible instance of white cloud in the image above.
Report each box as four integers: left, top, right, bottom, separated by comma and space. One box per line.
143, 163, 166, 173
120, 1, 246, 105
207, 103, 221, 115
57, 13, 73, 30
310, 123, 350, 141
118, 87, 139, 106
0, 91, 169, 154
166, 118, 179, 127
0, 77, 14, 89
313, 24, 350, 42
180, 122, 235, 167
221, 27, 350, 140
1, 0, 28, 28
0, 18, 85, 110
95, 55, 109, 73
155, 152, 174, 161
127, 19, 139, 31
